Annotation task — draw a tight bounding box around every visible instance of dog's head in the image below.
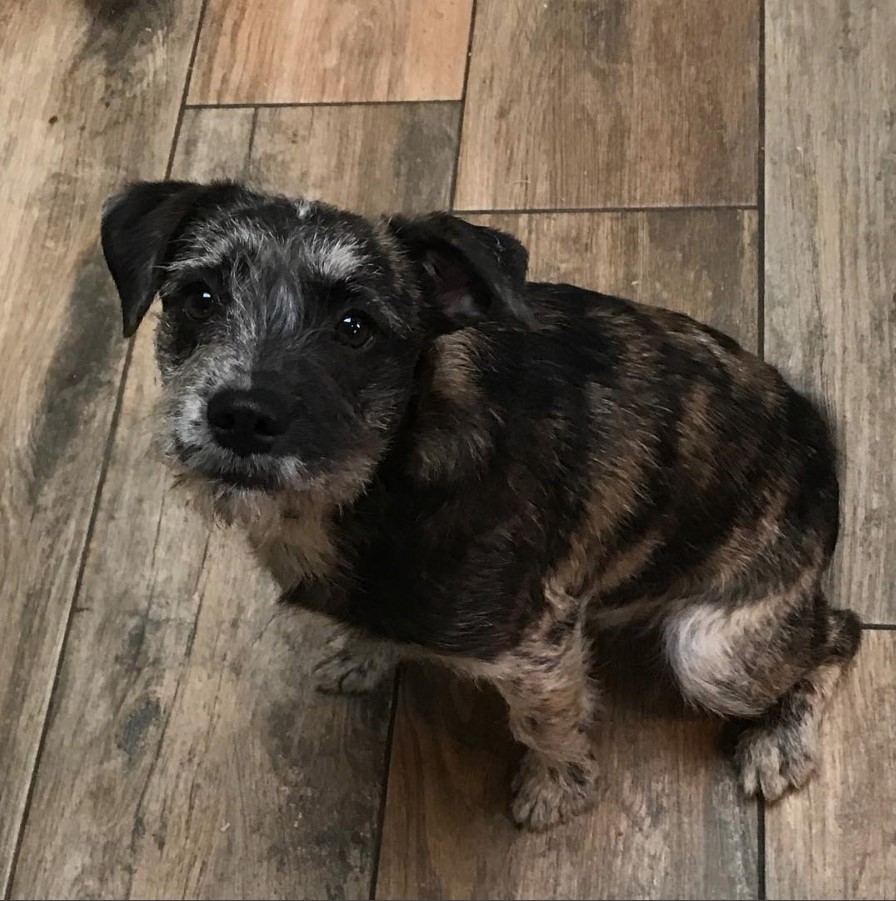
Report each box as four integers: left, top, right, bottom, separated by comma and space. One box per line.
101, 180, 530, 518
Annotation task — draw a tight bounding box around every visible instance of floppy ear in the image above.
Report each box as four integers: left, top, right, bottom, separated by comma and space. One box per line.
388, 213, 535, 331
101, 180, 211, 337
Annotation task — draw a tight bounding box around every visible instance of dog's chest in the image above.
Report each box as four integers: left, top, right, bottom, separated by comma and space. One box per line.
246, 503, 341, 588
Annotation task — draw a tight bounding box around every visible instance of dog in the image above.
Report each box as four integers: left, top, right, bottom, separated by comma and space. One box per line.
101, 180, 861, 830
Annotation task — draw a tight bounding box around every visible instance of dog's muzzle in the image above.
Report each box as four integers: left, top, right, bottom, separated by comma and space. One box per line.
206, 387, 291, 457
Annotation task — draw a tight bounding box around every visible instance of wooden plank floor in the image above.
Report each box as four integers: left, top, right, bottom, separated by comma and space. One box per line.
2, 1, 893, 898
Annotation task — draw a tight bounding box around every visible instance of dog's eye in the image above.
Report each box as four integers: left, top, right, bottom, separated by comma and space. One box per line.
335, 311, 375, 348
183, 284, 216, 322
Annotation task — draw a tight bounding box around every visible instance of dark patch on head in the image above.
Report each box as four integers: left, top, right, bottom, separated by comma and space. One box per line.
117, 695, 161, 763
27, 246, 121, 504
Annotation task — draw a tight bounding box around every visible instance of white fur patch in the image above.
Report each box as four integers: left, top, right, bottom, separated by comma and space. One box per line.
304, 234, 363, 280
663, 604, 759, 717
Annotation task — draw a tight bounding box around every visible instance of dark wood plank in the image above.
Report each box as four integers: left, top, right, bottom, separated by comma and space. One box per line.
375, 210, 760, 900
0, 1, 205, 891
766, 631, 896, 898
251, 103, 460, 214
12, 105, 461, 900
764, 0, 896, 624
189, 0, 474, 104
455, 0, 759, 210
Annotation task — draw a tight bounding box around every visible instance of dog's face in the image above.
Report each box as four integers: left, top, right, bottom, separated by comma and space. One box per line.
101, 181, 530, 518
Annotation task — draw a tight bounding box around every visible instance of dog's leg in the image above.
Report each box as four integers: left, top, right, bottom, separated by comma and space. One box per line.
251, 539, 396, 694
482, 618, 600, 830
664, 587, 861, 801
733, 606, 861, 800
313, 626, 398, 695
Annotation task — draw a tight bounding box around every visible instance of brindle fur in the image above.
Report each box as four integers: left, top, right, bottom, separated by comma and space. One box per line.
101, 181, 862, 830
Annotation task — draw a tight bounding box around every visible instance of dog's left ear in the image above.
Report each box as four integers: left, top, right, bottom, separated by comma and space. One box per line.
388, 213, 535, 331
101, 180, 222, 337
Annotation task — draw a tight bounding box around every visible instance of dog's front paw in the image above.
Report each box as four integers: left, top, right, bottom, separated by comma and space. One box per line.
510, 751, 595, 831
313, 644, 394, 695
735, 721, 818, 802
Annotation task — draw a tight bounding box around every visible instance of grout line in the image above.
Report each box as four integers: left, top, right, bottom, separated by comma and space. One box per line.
756, 8, 768, 899
244, 107, 260, 176
167, 0, 211, 180
449, 0, 478, 210
368, 668, 402, 901
456, 203, 757, 216
756, 0, 766, 361
861, 623, 896, 631
757, 797, 767, 900
186, 98, 463, 111
2, 4, 211, 896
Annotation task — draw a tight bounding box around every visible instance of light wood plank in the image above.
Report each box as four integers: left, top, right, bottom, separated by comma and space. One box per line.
0, 2, 205, 892
12, 105, 461, 900
376, 210, 760, 900
455, 0, 759, 211
766, 630, 896, 898
251, 103, 460, 215
764, 0, 896, 623
189, 0, 473, 104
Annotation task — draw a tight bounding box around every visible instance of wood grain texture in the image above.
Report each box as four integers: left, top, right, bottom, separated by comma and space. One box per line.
375, 210, 760, 901
764, 0, 896, 623
454, 0, 759, 211
189, 0, 474, 104
251, 103, 460, 214
0, 1, 204, 892
766, 631, 896, 898
10, 104, 460, 900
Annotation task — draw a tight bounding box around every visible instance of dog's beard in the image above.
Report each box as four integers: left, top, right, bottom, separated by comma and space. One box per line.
172, 434, 310, 490
154, 383, 387, 532
157, 422, 377, 532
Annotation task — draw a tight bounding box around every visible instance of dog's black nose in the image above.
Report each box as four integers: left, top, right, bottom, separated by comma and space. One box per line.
207, 388, 290, 456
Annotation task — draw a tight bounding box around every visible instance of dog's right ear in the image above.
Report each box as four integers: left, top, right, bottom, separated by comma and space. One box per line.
388, 213, 535, 332
101, 180, 210, 337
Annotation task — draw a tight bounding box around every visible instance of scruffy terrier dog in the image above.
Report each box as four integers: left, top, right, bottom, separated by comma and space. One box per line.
101, 181, 861, 830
